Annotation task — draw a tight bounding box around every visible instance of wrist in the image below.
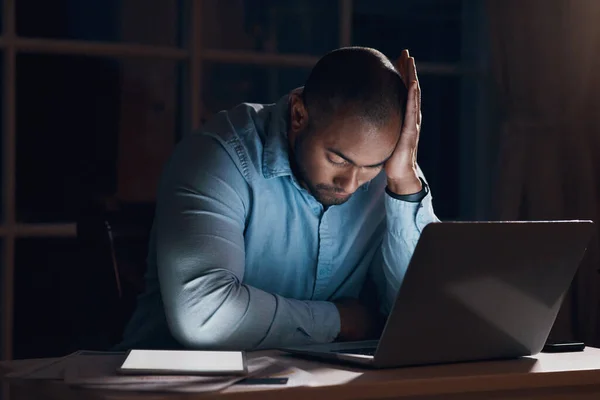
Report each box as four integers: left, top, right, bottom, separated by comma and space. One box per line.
334, 302, 349, 341
387, 175, 422, 195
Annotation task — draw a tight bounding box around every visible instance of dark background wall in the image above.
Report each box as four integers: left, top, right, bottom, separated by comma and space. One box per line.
1, 0, 491, 359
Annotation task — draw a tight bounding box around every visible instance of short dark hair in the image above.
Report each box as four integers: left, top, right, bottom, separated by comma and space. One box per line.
303, 47, 407, 131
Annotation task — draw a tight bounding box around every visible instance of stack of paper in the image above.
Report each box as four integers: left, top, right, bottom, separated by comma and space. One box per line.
4, 351, 269, 393
3, 350, 316, 393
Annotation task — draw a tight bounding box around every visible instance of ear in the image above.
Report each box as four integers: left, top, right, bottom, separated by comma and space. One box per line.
289, 91, 309, 134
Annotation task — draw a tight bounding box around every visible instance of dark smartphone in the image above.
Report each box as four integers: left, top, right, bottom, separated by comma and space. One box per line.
542, 342, 585, 353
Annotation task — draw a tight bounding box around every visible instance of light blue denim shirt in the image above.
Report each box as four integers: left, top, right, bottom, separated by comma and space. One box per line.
119, 93, 439, 351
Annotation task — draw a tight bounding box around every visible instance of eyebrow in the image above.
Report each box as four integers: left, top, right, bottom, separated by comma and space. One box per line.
326, 147, 392, 168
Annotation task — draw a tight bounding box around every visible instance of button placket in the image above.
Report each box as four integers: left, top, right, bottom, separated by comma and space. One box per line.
313, 209, 334, 299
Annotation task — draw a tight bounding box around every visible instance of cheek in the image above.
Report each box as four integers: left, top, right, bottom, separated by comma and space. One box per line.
297, 143, 331, 182
309, 158, 336, 183
300, 144, 333, 182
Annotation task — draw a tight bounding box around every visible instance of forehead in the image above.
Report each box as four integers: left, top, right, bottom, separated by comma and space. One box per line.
318, 114, 401, 164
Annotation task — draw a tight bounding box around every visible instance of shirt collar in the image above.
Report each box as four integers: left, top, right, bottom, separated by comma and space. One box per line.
261, 88, 370, 192
261, 91, 295, 180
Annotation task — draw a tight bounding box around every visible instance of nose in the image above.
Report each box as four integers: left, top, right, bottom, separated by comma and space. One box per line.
334, 168, 360, 194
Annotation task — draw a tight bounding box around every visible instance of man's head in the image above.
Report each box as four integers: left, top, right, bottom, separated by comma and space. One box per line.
288, 47, 408, 206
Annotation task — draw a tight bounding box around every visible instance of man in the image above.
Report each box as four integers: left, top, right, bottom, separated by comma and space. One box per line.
118, 47, 439, 351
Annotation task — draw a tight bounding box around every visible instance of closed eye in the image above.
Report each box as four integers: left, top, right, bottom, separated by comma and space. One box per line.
326, 148, 389, 169
366, 164, 384, 170
327, 154, 350, 166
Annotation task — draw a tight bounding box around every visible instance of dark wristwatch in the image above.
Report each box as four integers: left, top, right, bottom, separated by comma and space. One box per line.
385, 178, 428, 203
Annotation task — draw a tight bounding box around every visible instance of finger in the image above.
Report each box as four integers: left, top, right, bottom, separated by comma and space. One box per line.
396, 49, 409, 85
414, 80, 422, 127
399, 49, 408, 75
406, 58, 420, 109
408, 58, 422, 126
402, 77, 418, 134
406, 54, 414, 81
411, 57, 420, 88
402, 50, 410, 83
406, 57, 415, 85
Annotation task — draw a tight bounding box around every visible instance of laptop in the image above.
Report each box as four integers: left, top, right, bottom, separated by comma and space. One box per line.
281, 220, 594, 368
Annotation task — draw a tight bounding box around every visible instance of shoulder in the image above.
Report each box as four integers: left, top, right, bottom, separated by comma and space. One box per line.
158, 102, 276, 193
199, 102, 275, 178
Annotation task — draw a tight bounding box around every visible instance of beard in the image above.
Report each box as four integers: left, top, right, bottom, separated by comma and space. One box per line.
314, 188, 352, 206
292, 134, 352, 207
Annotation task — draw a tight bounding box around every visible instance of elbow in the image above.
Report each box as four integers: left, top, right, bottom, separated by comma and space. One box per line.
170, 318, 229, 349
173, 328, 257, 351
163, 279, 252, 350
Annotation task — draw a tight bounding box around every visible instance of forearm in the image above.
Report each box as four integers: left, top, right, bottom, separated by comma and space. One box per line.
376, 191, 439, 314
160, 269, 340, 350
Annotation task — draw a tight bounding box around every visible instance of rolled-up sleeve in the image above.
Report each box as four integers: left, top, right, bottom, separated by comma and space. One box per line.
369, 168, 440, 314
156, 133, 340, 350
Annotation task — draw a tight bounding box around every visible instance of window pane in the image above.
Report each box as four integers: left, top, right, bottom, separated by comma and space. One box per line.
16, 0, 179, 47
352, 0, 463, 63
13, 238, 120, 358
418, 75, 461, 220
201, 63, 310, 122
16, 54, 179, 222
202, 0, 339, 55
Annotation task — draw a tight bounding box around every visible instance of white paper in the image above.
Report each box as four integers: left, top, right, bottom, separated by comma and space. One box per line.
120, 349, 245, 374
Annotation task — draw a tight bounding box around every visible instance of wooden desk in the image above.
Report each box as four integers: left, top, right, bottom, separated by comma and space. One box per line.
3, 348, 600, 399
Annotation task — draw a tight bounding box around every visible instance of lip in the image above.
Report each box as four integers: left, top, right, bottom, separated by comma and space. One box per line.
331, 191, 349, 198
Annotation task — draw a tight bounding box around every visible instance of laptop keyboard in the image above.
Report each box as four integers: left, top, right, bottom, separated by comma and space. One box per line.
331, 347, 377, 356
